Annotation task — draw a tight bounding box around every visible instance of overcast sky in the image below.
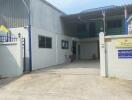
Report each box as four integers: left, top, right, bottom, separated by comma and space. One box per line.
46, 0, 132, 14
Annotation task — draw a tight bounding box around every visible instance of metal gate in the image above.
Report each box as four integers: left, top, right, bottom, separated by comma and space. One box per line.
22, 38, 26, 72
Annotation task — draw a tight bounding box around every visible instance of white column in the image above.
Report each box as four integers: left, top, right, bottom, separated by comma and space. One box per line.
17, 37, 23, 76
99, 32, 106, 77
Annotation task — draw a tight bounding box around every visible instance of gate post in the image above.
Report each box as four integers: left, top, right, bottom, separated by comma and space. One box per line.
17, 35, 23, 76
99, 32, 106, 77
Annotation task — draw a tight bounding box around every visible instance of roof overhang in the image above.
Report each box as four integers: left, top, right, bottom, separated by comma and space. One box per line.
62, 4, 132, 24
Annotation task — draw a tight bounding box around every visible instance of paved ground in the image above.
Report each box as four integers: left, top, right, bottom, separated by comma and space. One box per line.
0, 60, 132, 100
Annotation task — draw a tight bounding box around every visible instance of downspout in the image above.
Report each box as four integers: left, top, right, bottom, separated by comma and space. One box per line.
22, 0, 32, 71
28, 1, 32, 71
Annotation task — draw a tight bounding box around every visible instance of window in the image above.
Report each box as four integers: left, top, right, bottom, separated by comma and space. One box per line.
39, 36, 45, 48
107, 19, 122, 28
38, 35, 52, 48
61, 40, 69, 49
46, 37, 52, 48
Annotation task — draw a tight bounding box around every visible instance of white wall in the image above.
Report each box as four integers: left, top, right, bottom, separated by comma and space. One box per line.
0, 38, 23, 77
0, 0, 78, 71
100, 33, 132, 80
80, 38, 99, 60
31, 27, 78, 70
10, 27, 29, 57
30, 0, 65, 35
30, 0, 80, 70
56, 34, 78, 65
10, 27, 30, 71
106, 36, 132, 80
31, 27, 56, 70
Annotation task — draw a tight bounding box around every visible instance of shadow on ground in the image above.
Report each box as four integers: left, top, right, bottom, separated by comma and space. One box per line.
32, 60, 100, 75
0, 77, 20, 88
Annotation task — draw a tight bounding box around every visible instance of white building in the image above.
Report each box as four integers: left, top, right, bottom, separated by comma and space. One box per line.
0, 0, 79, 73
0, 0, 132, 79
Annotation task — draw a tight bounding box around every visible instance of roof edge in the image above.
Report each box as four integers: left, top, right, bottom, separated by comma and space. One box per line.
62, 3, 132, 17
40, 0, 66, 15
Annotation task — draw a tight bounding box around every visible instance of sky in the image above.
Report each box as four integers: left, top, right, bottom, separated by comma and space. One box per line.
46, 0, 132, 14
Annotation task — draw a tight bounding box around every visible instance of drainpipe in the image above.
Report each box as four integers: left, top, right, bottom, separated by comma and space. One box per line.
28, 3, 32, 72
22, 0, 32, 71
124, 6, 128, 34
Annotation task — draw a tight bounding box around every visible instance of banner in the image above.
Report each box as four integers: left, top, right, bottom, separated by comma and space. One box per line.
118, 50, 132, 58
116, 38, 132, 48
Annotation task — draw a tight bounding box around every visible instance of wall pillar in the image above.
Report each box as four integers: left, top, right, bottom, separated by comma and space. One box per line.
17, 36, 23, 76
99, 32, 106, 77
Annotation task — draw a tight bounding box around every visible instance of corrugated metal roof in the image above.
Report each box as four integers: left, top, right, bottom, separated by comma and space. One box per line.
62, 3, 132, 24
62, 3, 132, 19
81, 5, 116, 13
80, 4, 132, 14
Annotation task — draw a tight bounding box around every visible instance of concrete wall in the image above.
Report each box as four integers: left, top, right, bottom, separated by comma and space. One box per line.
10, 27, 76, 70
56, 34, 79, 64
0, 0, 79, 71
10, 27, 30, 71
30, 0, 79, 70
0, 38, 23, 77
10, 27, 29, 57
31, 27, 78, 70
31, 27, 56, 70
80, 38, 99, 60
100, 33, 132, 80
30, 0, 65, 35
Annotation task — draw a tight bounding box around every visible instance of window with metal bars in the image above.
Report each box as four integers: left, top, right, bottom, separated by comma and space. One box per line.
38, 35, 52, 49
61, 40, 69, 49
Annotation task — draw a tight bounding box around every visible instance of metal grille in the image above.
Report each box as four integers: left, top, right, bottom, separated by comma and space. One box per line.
0, 34, 25, 43
0, 35, 17, 42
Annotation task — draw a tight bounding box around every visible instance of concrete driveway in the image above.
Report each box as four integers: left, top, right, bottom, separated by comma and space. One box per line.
0, 60, 132, 100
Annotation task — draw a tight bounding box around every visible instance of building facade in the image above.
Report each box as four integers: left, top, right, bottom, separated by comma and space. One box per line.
0, 0, 132, 75
0, 0, 79, 72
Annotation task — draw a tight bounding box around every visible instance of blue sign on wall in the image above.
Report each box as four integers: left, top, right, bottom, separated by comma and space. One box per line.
118, 50, 132, 58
